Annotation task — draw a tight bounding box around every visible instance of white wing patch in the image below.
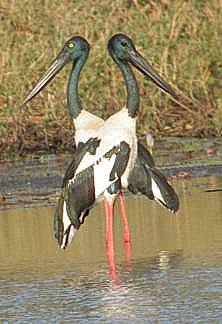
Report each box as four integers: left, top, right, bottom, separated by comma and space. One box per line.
60, 201, 77, 249
94, 155, 117, 198
62, 201, 71, 233
151, 178, 165, 205
68, 151, 98, 185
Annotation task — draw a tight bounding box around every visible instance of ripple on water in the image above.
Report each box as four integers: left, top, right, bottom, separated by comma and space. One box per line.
1, 177, 222, 322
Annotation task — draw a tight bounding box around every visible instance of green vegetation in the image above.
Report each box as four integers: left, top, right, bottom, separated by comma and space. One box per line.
1, 0, 221, 159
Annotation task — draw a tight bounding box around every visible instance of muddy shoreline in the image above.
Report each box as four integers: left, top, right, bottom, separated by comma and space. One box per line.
0, 137, 222, 209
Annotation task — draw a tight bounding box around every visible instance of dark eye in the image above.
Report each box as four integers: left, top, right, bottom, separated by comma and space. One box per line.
121, 41, 128, 47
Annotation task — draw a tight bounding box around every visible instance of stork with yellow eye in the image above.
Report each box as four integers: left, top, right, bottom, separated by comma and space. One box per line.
67, 42, 74, 48
22, 35, 179, 263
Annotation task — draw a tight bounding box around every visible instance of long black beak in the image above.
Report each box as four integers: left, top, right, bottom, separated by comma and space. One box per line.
21, 51, 70, 107
128, 50, 178, 100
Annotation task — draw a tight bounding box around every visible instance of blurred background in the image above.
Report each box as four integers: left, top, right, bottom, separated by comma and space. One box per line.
0, 0, 221, 158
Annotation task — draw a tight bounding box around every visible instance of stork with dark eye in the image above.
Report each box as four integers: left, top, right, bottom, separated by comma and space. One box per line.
21, 34, 179, 271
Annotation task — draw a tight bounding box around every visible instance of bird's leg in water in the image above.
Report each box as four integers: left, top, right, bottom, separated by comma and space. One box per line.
118, 192, 131, 271
104, 200, 117, 279
118, 192, 130, 243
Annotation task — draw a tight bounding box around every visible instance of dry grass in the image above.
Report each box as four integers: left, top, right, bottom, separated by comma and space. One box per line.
0, 0, 221, 158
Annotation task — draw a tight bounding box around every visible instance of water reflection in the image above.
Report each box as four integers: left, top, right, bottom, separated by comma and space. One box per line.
0, 176, 222, 321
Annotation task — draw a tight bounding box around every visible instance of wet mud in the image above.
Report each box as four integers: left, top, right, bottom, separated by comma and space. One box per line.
0, 137, 221, 209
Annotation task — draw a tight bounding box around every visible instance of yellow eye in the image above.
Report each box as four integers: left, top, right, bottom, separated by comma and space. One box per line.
67, 42, 74, 48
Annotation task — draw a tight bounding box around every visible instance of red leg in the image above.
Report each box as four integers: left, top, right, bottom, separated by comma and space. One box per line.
104, 200, 110, 244
117, 193, 132, 271
105, 201, 114, 255
103, 200, 118, 281
118, 192, 130, 243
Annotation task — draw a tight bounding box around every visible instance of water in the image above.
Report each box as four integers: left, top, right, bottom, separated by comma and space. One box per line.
1, 176, 222, 322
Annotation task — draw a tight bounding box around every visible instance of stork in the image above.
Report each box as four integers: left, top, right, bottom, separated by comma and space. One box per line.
21, 35, 179, 253
107, 33, 179, 216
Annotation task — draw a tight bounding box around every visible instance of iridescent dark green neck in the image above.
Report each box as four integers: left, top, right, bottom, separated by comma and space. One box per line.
118, 61, 140, 118
67, 54, 87, 119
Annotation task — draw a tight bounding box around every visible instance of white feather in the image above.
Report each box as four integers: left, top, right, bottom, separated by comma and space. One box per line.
66, 225, 76, 247
99, 108, 137, 188
62, 201, 71, 233
60, 201, 77, 249
74, 109, 104, 144
94, 155, 117, 198
151, 178, 165, 205
73, 108, 138, 199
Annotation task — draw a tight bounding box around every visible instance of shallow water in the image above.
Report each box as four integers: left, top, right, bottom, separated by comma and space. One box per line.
1, 176, 222, 322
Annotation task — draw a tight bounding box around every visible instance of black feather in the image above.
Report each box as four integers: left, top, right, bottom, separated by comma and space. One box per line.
128, 142, 154, 198
62, 137, 100, 188
148, 167, 179, 212
54, 137, 101, 247
66, 164, 95, 227
128, 142, 179, 212
109, 141, 130, 181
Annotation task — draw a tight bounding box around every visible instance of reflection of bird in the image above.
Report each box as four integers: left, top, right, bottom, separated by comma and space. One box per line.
22, 34, 179, 252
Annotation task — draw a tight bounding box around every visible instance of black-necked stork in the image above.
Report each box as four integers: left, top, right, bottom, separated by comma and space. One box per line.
56, 32, 179, 250
21, 34, 179, 253
22, 36, 103, 143
107, 34, 179, 213
21, 36, 130, 256
21, 35, 178, 215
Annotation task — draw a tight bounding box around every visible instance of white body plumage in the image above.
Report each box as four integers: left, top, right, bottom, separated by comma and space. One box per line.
74, 109, 104, 145
74, 108, 137, 196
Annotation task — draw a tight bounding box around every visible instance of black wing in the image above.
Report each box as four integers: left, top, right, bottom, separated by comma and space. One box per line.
128, 142, 179, 213
128, 142, 154, 198
54, 137, 100, 249
107, 141, 130, 195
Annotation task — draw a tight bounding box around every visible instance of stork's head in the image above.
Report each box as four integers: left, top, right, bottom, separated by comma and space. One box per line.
108, 33, 136, 62
60, 36, 90, 63
108, 33, 178, 100
21, 36, 90, 106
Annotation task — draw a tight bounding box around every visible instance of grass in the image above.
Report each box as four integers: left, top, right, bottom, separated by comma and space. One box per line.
0, 0, 222, 158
